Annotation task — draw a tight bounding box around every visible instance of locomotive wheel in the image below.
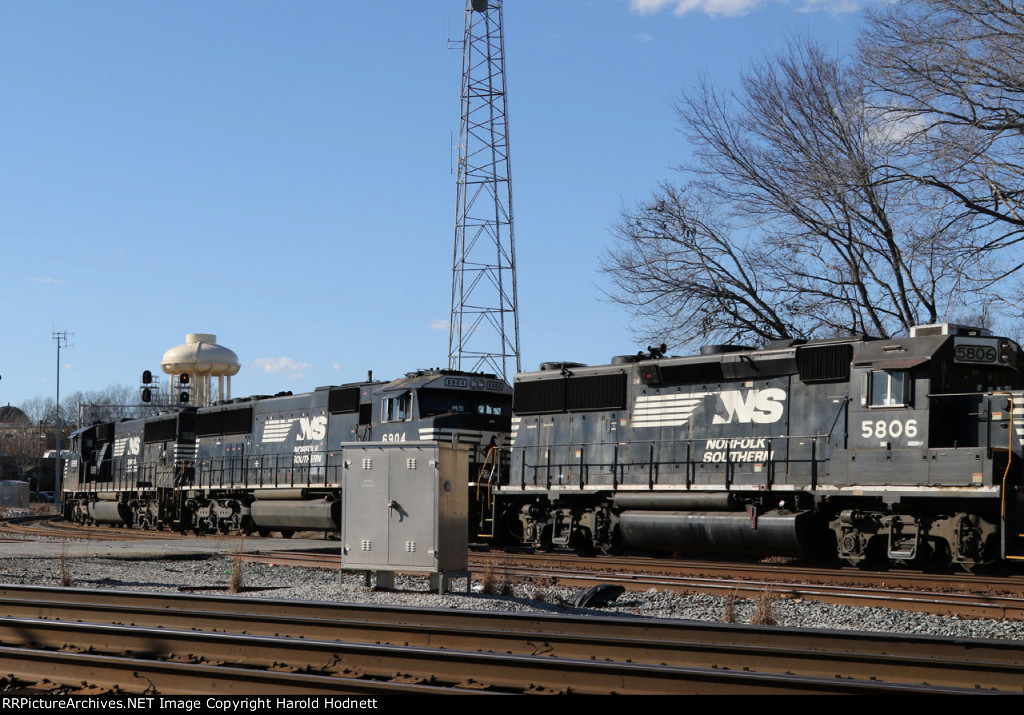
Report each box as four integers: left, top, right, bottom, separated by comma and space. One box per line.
846, 538, 887, 571
279, 530, 294, 539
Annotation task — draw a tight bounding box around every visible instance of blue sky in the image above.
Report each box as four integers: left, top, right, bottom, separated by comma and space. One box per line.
0, 0, 867, 409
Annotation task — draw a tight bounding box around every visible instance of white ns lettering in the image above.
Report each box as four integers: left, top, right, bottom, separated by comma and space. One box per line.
712, 388, 786, 424
297, 416, 328, 441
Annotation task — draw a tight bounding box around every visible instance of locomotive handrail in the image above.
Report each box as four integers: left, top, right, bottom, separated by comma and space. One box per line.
76, 456, 194, 495
825, 396, 849, 453
924, 390, 1024, 398
990, 391, 1024, 562
513, 433, 830, 490
193, 452, 343, 491
77, 437, 476, 495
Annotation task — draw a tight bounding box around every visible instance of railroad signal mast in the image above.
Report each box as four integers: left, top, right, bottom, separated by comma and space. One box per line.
449, 0, 521, 381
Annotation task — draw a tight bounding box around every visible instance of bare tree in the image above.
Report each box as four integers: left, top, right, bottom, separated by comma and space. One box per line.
861, 0, 1024, 273
3, 424, 46, 481
18, 397, 57, 427
20, 384, 158, 433
69, 385, 154, 426
605, 38, 989, 348
606, 185, 795, 346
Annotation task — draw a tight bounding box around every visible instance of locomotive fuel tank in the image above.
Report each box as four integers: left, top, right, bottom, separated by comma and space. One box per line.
249, 491, 340, 532
618, 509, 825, 557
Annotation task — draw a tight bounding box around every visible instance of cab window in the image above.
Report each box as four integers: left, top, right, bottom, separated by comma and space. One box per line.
382, 393, 412, 422
862, 370, 909, 407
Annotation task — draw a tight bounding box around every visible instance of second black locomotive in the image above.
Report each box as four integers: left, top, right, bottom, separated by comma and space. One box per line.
63, 368, 511, 536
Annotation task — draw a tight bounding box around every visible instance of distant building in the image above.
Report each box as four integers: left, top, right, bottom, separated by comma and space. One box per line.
0, 405, 29, 425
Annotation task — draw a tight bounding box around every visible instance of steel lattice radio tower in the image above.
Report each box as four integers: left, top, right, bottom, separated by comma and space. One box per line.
449, 0, 521, 380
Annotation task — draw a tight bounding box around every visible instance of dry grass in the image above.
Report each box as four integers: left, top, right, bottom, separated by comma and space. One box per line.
751, 586, 776, 626
229, 538, 245, 594
480, 561, 499, 595
722, 591, 736, 623
480, 557, 515, 596
59, 540, 73, 587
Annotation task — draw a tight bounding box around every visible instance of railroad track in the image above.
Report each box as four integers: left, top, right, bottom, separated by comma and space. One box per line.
11, 514, 1024, 592
0, 585, 1016, 694
476, 563, 1024, 621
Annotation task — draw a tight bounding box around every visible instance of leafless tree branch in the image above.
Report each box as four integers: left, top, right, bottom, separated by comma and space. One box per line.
604, 37, 989, 349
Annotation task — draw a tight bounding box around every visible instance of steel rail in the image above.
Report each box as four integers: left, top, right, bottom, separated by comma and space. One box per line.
0, 585, 1020, 692
0, 616, 992, 695
0, 644, 485, 695
474, 551, 1024, 594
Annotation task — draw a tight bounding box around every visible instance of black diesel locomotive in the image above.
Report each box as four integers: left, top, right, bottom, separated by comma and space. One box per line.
62, 369, 511, 536
495, 323, 1024, 570
62, 322, 1024, 570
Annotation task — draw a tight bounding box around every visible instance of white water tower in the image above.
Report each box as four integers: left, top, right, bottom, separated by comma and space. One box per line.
161, 334, 240, 407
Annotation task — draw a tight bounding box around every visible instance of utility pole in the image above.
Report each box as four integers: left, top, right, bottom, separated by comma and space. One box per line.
449, 0, 521, 381
52, 330, 70, 511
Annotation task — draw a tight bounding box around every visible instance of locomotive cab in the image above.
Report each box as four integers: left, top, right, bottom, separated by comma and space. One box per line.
828, 324, 1023, 568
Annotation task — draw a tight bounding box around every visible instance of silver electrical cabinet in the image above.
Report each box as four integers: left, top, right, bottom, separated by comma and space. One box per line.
341, 442, 469, 593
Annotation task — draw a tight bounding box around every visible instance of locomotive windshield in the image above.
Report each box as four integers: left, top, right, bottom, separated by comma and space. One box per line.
417, 389, 511, 417
948, 364, 1017, 393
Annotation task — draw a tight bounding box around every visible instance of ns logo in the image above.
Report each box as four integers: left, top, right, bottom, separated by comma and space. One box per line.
711, 388, 786, 424
296, 416, 328, 441
262, 415, 328, 444
114, 436, 141, 457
